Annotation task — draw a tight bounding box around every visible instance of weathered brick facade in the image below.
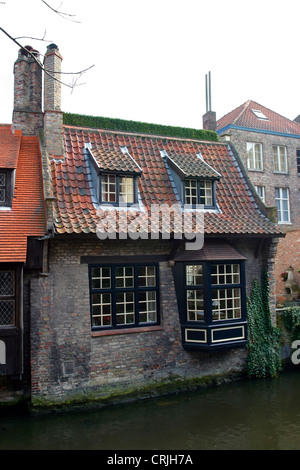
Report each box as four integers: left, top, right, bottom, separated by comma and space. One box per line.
28, 237, 273, 405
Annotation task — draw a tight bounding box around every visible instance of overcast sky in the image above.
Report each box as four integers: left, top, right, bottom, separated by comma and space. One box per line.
1, 0, 300, 129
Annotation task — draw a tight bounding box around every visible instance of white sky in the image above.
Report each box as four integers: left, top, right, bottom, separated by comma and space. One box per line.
1, 0, 300, 129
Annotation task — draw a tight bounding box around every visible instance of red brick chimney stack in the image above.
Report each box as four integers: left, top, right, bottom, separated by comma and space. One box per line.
12, 46, 43, 135
43, 43, 64, 157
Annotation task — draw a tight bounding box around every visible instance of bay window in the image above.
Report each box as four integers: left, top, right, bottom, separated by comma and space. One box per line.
173, 257, 247, 350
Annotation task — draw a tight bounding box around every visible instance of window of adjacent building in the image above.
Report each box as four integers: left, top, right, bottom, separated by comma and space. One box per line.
89, 264, 159, 329
251, 109, 268, 120
275, 188, 290, 223
184, 262, 244, 324
246, 143, 263, 170
297, 149, 300, 175
255, 185, 265, 203
0, 271, 15, 326
0, 170, 12, 208
273, 146, 288, 173
184, 179, 215, 208
101, 174, 135, 204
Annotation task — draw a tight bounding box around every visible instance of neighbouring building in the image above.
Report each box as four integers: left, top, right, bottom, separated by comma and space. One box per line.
0, 46, 282, 408
216, 100, 300, 304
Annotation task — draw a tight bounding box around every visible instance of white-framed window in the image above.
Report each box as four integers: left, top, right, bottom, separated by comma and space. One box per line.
273, 146, 288, 173
275, 188, 290, 223
246, 143, 263, 170
255, 185, 265, 203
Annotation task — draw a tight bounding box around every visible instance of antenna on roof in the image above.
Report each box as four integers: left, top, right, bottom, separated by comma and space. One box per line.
205, 71, 212, 112
203, 71, 216, 131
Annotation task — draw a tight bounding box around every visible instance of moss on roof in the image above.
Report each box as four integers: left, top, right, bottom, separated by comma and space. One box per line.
63, 112, 219, 142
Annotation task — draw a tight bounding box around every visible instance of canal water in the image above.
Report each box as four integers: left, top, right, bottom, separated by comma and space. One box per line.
0, 370, 300, 450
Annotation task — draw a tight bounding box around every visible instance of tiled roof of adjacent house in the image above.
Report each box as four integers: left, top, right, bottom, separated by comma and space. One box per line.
217, 100, 300, 136
0, 125, 22, 168
0, 127, 46, 262
49, 125, 281, 238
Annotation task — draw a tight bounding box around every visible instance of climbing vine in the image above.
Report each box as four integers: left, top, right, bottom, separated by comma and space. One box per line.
282, 307, 300, 342
246, 271, 281, 379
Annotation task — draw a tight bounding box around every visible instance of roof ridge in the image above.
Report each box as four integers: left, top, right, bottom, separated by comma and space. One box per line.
63, 124, 223, 146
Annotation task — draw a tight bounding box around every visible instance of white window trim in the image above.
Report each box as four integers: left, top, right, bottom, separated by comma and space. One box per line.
275, 187, 291, 224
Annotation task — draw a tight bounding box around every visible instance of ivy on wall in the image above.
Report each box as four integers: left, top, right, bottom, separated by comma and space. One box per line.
246, 271, 282, 379
63, 112, 219, 142
282, 307, 300, 342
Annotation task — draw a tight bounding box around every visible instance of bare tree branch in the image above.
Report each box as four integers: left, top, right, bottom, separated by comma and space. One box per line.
0, 26, 94, 90
41, 0, 80, 23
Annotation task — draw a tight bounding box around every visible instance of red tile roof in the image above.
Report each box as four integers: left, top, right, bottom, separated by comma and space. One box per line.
0, 127, 46, 262
49, 125, 281, 238
217, 100, 300, 136
0, 125, 22, 168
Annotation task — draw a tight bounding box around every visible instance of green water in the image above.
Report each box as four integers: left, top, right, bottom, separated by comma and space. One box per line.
1, 370, 300, 450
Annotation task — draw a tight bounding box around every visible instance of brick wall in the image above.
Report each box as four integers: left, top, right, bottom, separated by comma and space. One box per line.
274, 228, 300, 304
28, 236, 275, 406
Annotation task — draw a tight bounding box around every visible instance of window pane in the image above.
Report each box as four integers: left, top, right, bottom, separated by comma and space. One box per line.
102, 174, 116, 202
186, 265, 203, 286
116, 292, 134, 325
200, 180, 213, 206
116, 266, 134, 288
92, 293, 112, 326
187, 290, 204, 322
211, 264, 240, 285
139, 291, 157, 323
0, 271, 14, 296
247, 143, 262, 170
185, 180, 198, 205
212, 288, 241, 321
91, 267, 111, 289
119, 176, 134, 203
138, 266, 156, 287
0, 174, 5, 186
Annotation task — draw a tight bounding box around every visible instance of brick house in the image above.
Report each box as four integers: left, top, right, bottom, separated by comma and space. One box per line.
216, 100, 300, 303
0, 46, 282, 407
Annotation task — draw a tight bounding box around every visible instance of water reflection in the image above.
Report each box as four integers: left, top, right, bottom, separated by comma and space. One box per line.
1, 370, 300, 450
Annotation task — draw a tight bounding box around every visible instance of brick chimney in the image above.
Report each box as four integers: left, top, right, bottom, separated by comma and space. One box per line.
12, 46, 43, 135
43, 44, 64, 157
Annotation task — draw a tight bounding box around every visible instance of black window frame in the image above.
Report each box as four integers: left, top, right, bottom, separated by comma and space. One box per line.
0, 169, 13, 208
89, 263, 160, 331
297, 149, 300, 175
173, 259, 247, 350
99, 172, 138, 206
184, 178, 217, 209
184, 261, 246, 324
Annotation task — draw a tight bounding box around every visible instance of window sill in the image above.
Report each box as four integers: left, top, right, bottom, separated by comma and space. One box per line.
92, 325, 163, 337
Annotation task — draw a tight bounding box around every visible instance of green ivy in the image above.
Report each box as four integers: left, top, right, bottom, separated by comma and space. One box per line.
246, 271, 281, 379
282, 307, 300, 342
63, 112, 219, 142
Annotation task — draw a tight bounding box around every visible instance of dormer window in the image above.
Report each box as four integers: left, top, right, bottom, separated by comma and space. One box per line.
185, 179, 215, 208
162, 149, 221, 210
101, 174, 136, 205
0, 170, 13, 208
